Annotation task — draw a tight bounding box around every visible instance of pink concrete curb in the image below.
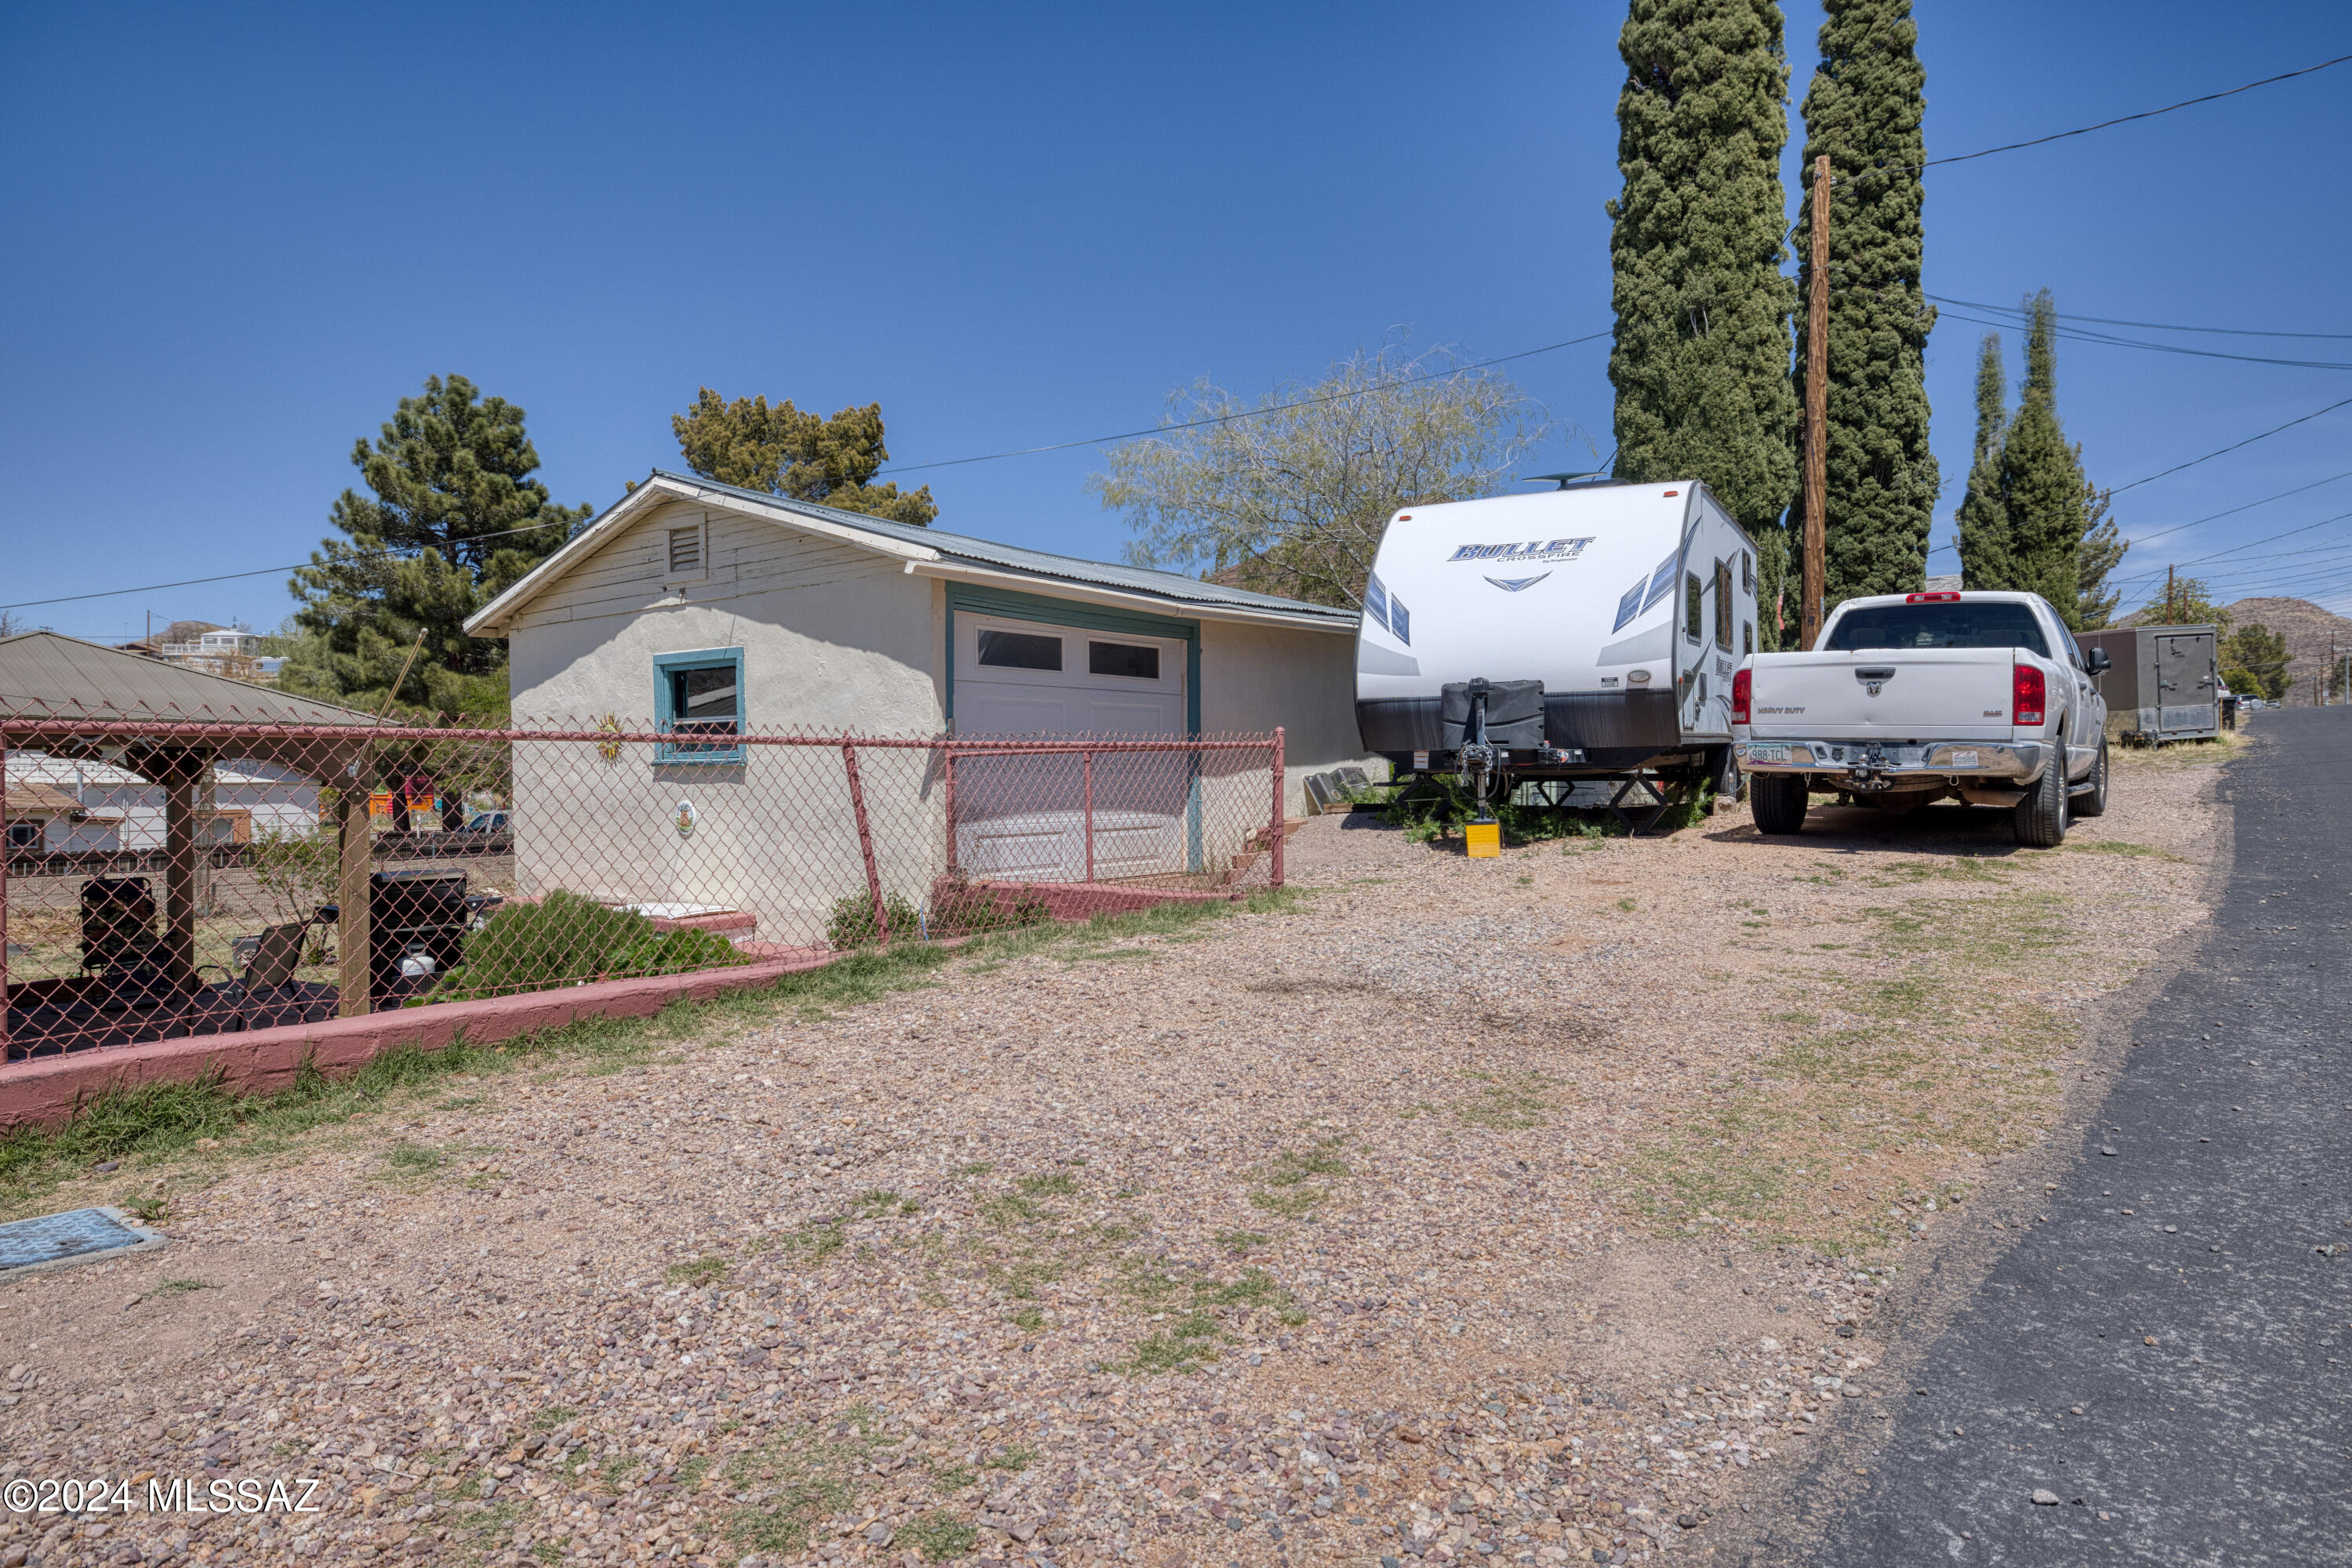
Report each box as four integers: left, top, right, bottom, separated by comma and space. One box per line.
0, 953, 835, 1134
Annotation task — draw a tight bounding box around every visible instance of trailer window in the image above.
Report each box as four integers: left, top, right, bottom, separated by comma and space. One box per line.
1684, 573, 1703, 644
1743, 620, 1753, 657
1714, 561, 1733, 647
1823, 601, 2051, 657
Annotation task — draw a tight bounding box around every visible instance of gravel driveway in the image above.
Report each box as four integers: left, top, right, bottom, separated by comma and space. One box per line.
0, 746, 2230, 1568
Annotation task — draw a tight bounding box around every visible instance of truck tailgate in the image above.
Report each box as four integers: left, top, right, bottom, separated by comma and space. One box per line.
1748, 648, 2018, 740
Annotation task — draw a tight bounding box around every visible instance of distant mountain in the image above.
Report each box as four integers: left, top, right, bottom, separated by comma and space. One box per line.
2223, 597, 2352, 700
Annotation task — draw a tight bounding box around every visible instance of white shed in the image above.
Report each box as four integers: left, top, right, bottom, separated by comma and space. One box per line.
464, 473, 1370, 935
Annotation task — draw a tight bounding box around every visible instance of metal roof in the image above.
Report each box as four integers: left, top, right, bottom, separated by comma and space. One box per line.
466, 470, 1359, 635
0, 633, 384, 728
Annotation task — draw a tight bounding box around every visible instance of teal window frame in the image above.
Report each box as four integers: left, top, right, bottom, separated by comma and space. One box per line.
653, 645, 746, 764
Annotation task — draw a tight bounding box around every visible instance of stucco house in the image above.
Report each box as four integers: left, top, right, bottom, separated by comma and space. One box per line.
463, 472, 1370, 939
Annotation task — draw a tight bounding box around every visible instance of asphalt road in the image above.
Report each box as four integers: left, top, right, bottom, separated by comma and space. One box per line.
1795, 709, 2352, 1566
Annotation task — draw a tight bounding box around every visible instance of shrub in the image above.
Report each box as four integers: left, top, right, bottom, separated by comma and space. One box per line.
422, 889, 749, 1003
826, 891, 921, 950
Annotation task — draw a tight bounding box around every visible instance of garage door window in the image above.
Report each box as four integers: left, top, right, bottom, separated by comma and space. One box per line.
977, 629, 1063, 671
1088, 641, 1161, 680
653, 647, 745, 764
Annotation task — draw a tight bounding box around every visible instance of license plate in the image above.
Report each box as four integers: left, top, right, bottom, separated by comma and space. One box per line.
1746, 744, 1790, 763
1949, 749, 1980, 768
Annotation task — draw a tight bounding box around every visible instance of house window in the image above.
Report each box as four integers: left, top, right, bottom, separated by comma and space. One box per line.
666, 524, 705, 578
654, 648, 744, 763
6, 822, 38, 850
1088, 641, 1161, 680
977, 629, 1062, 671
1684, 572, 1703, 643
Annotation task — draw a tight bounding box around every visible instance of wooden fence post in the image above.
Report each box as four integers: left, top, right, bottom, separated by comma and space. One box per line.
842, 744, 888, 943
1270, 728, 1285, 889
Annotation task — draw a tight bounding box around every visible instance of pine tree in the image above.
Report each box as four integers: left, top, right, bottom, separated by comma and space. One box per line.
287, 375, 590, 713
670, 390, 938, 526
1608, 0, 1799, 641
1795, 0, 1937, 609
2075, 481, 2127, 629
1951, 333, 2010, 590
1997, 291, 2090, 626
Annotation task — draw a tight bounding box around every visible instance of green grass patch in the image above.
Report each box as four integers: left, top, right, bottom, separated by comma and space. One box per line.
664, 1255, 730, 1288
1214, 1229, 1270, 1254
982, 1443, 1036, 1471
929, 1461, 976, 1491
902, 1512, 978, 1563
153, 1277, 216, 1295
1005, 1306, 1044, 1333
1016, 1171, 1079, 1197
1454, 1071, 1553, 1130
722, 1406, 883, 1554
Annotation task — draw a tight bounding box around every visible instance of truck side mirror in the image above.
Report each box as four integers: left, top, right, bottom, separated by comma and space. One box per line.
2085, 647, 2111, 675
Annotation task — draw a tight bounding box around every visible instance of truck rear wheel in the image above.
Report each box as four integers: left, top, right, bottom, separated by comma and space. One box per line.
1751, 773, 1809, 835
2013, 742, 2070, 848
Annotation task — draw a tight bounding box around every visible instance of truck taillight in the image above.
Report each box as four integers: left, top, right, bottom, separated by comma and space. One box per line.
2013, 662, 2045, 726
1731, 667, 1752, 724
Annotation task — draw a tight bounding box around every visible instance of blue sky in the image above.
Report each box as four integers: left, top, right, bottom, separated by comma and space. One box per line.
4, 0, 2348, 640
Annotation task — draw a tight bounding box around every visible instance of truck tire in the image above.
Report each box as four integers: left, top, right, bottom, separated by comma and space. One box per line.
2071, 737, 2110, 818
2013, 740, 2069, 848
1751, 773, 1809, 835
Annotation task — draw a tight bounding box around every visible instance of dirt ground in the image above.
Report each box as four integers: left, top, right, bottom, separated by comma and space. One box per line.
0, 739, 2234, 1568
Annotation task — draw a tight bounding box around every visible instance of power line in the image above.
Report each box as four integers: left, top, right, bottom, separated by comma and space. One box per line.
873, 329, 1613, 476
1929, 294, 2352, 342
0, 521, 580, 615
2112, 507, 2352, 586
1934, 307, 2352, 372
1922, 51, 2352, 167
2115, 468, 2352, 550
2111, 395, 2352, 494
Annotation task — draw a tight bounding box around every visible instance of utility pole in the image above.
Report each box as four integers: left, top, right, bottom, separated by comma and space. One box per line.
2164, 565, 2176, 625
1800, 154, 1831, 652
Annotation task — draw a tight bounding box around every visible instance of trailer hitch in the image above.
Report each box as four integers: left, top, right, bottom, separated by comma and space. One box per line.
1456, 677, 1501, 803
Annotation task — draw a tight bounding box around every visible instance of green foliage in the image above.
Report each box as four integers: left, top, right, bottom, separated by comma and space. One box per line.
900, 1512, 978, 1563
1384, 774, 1629, 845
286, 374, 591, 713
671, 388, 937, 526
1094, 339, 1556, 609
1953, 335, 2009, 597
245, 824, 341, 941
1956, 296, 2096, 627
2076, 483, 2128, 630
1796, 0, 1937, 612
2222, 621, 2293, 700
930, 879, 1051, 937
827, 891, 920, 950
422, 890, 750, 1004
664, 1255, 730, 1287
1609, 0, 1799, 543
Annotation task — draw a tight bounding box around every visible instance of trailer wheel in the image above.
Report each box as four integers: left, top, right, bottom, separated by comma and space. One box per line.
2071, 737, 2110, 818
2013, 740, 2070, 848
1751, 773, 1809, 835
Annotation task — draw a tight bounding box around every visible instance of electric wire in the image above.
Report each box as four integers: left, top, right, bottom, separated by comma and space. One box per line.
1920, 52, 2352, 167
1933, 307, 2352, 372
873, 328, 1615, 477
1929, 295, 2352, 342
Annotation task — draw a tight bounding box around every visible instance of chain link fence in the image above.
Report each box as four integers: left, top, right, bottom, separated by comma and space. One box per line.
2, 702, 1284, 1062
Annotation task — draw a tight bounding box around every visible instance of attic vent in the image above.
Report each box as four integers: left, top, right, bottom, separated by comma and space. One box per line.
667, 525, 704, 576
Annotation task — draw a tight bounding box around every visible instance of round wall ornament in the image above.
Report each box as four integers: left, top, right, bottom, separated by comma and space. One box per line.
674, 799, 698, 837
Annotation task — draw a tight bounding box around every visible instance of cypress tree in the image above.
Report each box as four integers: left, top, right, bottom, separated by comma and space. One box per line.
1795, 0, 1937, 608
1997, 291, 2090, 626
1952, 333, 2011, 590
1608, 0, 1799, 641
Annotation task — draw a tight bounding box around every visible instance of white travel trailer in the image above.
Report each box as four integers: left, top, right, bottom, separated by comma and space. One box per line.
1354, 479, 1759, 802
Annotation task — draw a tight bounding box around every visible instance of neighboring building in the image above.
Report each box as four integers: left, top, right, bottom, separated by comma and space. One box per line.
5, 753, 319, 851
464, 471, 1371, 930
119, 624, 274, 682
3, 781, 85, 852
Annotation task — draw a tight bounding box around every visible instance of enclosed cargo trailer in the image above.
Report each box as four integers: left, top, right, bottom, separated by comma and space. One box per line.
2078, 625, 2220, 744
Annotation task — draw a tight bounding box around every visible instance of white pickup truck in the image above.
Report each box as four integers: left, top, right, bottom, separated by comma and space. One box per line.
1730, 590, 2109, 847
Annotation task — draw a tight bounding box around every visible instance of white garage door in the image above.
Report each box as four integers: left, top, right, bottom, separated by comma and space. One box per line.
953, 615, 1188, 883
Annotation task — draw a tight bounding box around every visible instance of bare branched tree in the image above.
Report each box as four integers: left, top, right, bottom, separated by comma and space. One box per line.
1091, 341, 1571, 609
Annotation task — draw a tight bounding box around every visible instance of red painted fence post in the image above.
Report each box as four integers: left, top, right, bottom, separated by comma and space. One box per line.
943, 750, 959, 877
841, 743, 889, 943
1270, 727, 1285, 890
1083, 750, 1094, 885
